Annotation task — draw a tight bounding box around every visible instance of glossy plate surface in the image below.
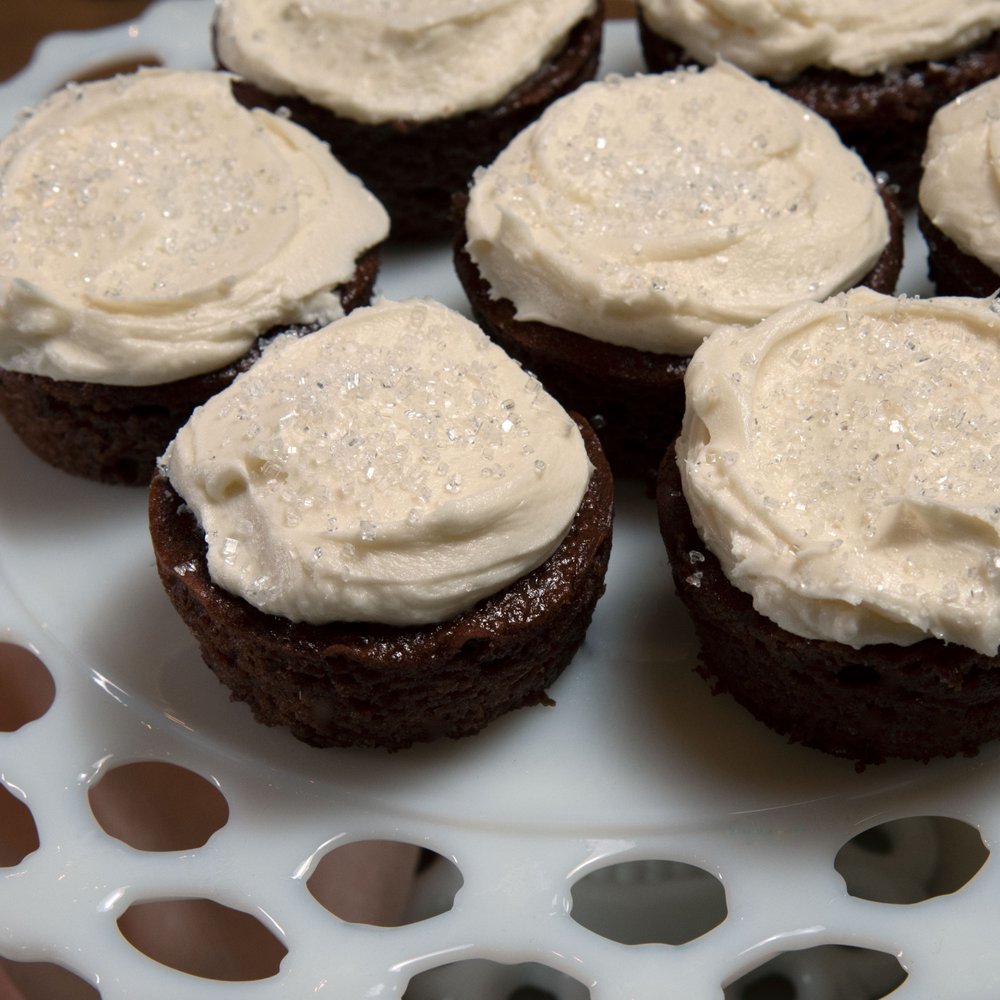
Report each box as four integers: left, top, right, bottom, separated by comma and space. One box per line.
0, 7, 996, 998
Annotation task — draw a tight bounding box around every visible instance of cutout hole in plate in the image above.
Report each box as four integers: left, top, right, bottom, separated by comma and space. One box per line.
570, 858, 727, 945
117, 898, 286, 981
308, 840, 439, 927
835, 815, 988, 904
89, 760, 228, 852
724, 944, 906, 999
0, 783, 39, 866
0, 957, 99, 999
0, 643, 55, 731
404, 960, 590, 1000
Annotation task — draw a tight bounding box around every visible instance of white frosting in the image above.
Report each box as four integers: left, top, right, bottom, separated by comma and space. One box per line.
466, 64, 889, 357
920, 76, 1000, 276
213, 0, 596, 124
161, 298, 593, 626
677, 288, 1000, 655
0, 68, 389, 387
638, 0, 1000, 80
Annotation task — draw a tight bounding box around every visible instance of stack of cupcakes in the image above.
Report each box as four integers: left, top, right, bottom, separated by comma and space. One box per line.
12, 8, 993, 763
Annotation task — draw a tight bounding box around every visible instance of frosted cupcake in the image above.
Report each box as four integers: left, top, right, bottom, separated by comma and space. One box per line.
0, 68, 389, 484
920, 76, 1000, 296
660, 288, 1000, 764
636, 0, 1000, 203
455, 65, 902, 479
150, 298, 614, 749
214, 0, 604, 240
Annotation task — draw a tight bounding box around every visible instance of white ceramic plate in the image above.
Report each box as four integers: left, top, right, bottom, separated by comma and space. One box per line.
0, 7, 995, 999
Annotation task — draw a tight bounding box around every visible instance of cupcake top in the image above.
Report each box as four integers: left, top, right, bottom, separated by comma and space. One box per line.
676, 287, 1000, 655
0, 68, 388, 387
160, 298, 593, 627
921, 76, 1000, 275
465, 64, 889, 357
214, 0, 597, 125
637, 0, 1000, 80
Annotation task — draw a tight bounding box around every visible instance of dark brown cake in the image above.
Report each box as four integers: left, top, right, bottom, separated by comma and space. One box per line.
453, 186, 904, 483
0, 248, 380, 486
148, 416, 613, 750
918, 207, 1000, 297
220, 8, 604, 241
657, 445, 1000, 765
637, 12, 1000, 206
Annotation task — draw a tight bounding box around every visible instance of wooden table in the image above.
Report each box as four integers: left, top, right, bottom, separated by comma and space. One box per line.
0, 1, 155, 82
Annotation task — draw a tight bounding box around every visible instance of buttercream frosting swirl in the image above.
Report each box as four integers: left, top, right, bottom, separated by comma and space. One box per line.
677, 288, 1000, 655
0, 68, 388, 386
920, 76, 1000, 276
637, 0, 1000, 80
214, 0, 596, 124
161, 298, 593, 626
466, 64, 888, 356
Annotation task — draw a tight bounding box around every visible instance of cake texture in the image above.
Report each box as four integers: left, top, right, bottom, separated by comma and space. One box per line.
214, 0, 603, 240
150, 299, 614, 749
636, 0, 1000, 204
919, 75, 1000, 297
660, 288, 1000, 764
457, 65, 903, 480
0, 68, 389, 485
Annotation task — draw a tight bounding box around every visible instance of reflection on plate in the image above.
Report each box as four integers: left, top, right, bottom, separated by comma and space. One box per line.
0, 6, 996, 998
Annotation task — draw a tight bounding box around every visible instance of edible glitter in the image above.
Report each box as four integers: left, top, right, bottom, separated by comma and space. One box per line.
703, 296, 1000, 648
465, 63, 890, 359
166, 294, 595, 626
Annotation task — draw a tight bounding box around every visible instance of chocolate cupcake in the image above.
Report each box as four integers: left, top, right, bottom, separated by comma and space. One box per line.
150, 299, 614, 750
659, 288, 1000, 765
919, 76, 1000, 297
456, 65, 902, 481
0, 68, 389, 485
635, 0, 1000, 204
213, 0, 604, 241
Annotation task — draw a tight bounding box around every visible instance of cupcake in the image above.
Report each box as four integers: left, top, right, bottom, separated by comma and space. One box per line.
635, 0, 1000, 204
659, 287, 1000, 764
919, 76, 1000, 297
0, 68, 389, 485
149, 298, 614, 750
455, 64, 902, 480
213, 0, 604, 240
